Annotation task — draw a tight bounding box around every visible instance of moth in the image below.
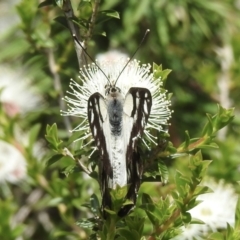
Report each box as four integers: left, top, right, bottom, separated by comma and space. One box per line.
88, 80, 152, 217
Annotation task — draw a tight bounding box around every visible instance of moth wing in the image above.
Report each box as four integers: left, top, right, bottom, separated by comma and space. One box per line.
119, 87, 152, 217
88, 92, 107, 142
88, 93, 112, 216
123, 87, 152, 138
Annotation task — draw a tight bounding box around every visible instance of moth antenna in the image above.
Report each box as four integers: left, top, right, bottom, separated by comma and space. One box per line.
73, 34, 111, 85
114, 29, 150, 86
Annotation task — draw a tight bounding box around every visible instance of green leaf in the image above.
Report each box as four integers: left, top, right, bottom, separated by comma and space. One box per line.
45, 123, 63, 151
46, 154, 63, 167
196, 142, 219, 149
175, 171, 190, 197
117, 229, 139, 240
38, 0, 54, 8
104, 208, 116, 216
202, 105, 234, 136
157, 14, 169, 45
89, 170, 99, 180
158, 161, 169, 184
55, 0, 64, 8
185, 197, 200, 211
171, 191, 179, 200
96, 10, 120, 24
190, 218, 205, 224
110, 185, 128, 201
54, 16, 69, 29
153, 63, 172, 83
193, 185, 212, 197
182, 211, 191, 224
62, 161, 76, 177
191, 9, 210, 38
141, 193, 153, 204
0, 38, 30, 62
213, 105, 234, 132
16, 0, 36, 28
78, 0, 92, 17
181, 131, 191, 150
65, 130, 84, 147
28, 124, 41, 150
48, 197, 63, 206
90, 194, 100, 215
124, 217, 145, 236
207, 232, 225, 240
76, 218, 95, 229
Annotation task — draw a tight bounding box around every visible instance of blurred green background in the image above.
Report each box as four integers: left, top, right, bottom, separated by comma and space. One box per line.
0, 0, 240, 239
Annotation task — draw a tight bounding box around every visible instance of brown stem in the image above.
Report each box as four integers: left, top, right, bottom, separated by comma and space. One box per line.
63, 148, 91, 175
177, 136, 208, 153
147, 186, 197, 239
12, 189, 44, 226
85, 0, 100, 43
47, 48, 72, 132
148, 209, 181, 240
62, 0, 86, 67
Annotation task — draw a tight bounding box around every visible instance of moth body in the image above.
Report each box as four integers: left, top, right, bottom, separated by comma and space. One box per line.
88, 84, 152, 217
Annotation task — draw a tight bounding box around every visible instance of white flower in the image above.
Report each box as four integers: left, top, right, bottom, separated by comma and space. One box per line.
62, 58, 171, 147
0, 140, 27, 183
0, 65, 42, 116
96, 50, 129, 64
173, 178, 238, 240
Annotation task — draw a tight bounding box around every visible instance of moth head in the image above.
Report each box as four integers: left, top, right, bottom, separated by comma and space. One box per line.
105, 84, 121, 96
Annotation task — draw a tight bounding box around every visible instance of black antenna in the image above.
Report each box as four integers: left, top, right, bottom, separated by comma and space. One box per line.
114, 29, 150, 86
73, 34, 111, 85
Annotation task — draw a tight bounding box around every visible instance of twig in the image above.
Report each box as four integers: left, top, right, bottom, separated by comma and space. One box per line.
62, 0, 87, 67
147, 184, 198, 239
47, 48, 72, 132
12, 189, 44, 226
147, 209, 181, 240
63, 147, 91, 175
85, 0, 100, 43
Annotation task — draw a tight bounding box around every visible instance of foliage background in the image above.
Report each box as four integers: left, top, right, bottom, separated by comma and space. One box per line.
0, 0, 240, 239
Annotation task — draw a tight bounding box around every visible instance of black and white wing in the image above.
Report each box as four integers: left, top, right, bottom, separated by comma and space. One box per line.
87, 92, 113, 215
124, 87, 152, 140
118, 87, 152, 217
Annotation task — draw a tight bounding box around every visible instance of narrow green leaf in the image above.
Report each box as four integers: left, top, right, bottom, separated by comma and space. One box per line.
190, 218, 205, 224
117, 229, 139, 240
29, 124, 41, 150
182, 211, 191, 224
46, 154, 63, 167
207, 232, 225, 240
193, 186, 212, 197
184, 131, 190, 149
38, 0, 54, 8
124, 217, 145, 235
76, 218, 95, 229
90, 194, 100, 215
158, 161, 169, 184
95, 10, 120, 24
55, 0, 63, 8
0, 38, 30, 62
54, 16, 69, 29
157, 15, 169, 45
141, 193, 153, 204
62, 162, 76, 176
48, 197, 63, 206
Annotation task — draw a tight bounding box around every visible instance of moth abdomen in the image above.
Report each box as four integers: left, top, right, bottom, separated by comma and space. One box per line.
108, 97, 123, 136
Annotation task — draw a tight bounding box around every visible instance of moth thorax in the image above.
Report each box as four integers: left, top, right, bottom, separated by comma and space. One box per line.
107, 94, 123, 136
105, 85, 121, 96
